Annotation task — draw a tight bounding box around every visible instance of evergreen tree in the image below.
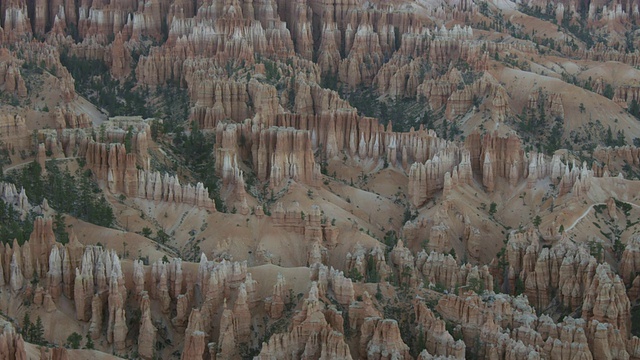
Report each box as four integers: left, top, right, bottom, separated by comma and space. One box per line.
5, 160, 115, 229
603, 84, 615, 99
53, 212, 69, 244
375, 284, 383, 301
22, 313, 31, 337
489, 202, 497, 216
365, 255, 380, 283
533, 215, 542, 228
0, 140, 9, 175
348, 267, 363, 282
545, 117, 564, 154
421, 106, 435, 130
629, 99, 640, 119
449, 121, 460, 140
416, 326, 427, 354
85, 333, 94, 349
123, 126, 134, 153
441, 120, 448, 139
0, 198, 35, 245
29, 316, 45, 345
617, 130, 627, 146
515, 277, 525, 295
66, 332, 82, 349
536, 90, 547, 131
605, 126, 614, 146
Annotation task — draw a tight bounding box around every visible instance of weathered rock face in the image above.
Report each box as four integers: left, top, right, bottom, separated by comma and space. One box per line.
36, 143, 47, 171
1, 1, 32, 41
348, 291, 382, 331
0, 320, 27, 360
525, 89, 565, 119
215, 122, 321, 188
138, 293, 156, 360
582, 264, 631, 337
359, 317, 412, 359
107, 265, 127, 351
135, 1, 297, 86
2, 183, 639, 360
338, 17, 384, 89
233, 283, 251, 344
52, 106, 92, 129
83, 136, 216, 211
408, 145, 472, 207
188, 76, 573, 209
7, 2, 640, 359
594, 145, 640, 172
214, 122, 246, 194
128, 0, 460, 96
621, 234, 640, 286
0, 114, 29, 150
414, 301, 465, 359
375, 56, 423, 100
198, 254, 245, 298
216, 299, 237, 359
1, 44, 76, 101
465, 131, 526, 192
269, 202, 333, 251
0, 50, 27, 97
316, 20, 341, 76
74, 264, 93, 322
389, 239, 419, 285
418, 68, 464, 113
85, 140, 138, 194
8, 252, 23, 293
190, 79, 253, 128
136, 170, 217, 210
415, 130, 594, 201
151, 260, 171, 314
181, 309, 206, 360
271, 111, 455, 170
328, 267, 354, 307
445, 75, 508, 121
254, 126, 321, 188
434, 288, 635, 360
107, 32, 133, 79
132, 259, 145, 296
378, 27, 493, 102
256, 281, 353, 360
265, 273, 287, 319
47, 245, 63, 298
0, 214, 83, 300
346, 244, 391, 285
416, 70, 510, 121
505, 230, 631, 332
416, 251, 493, 292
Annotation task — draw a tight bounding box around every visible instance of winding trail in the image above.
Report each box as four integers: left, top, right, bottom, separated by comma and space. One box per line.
2, 156, 78, 175
565, 200, 640, 232
565, 203, 600, 232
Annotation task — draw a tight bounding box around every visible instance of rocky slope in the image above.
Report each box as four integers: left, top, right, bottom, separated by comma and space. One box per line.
3, 0, 640, 359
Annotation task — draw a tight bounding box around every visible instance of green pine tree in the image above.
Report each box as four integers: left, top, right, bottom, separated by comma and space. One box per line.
66, 332, 82, 349
53, 212, 69, 244
85, 333, 94, 349
29, 316, 45, 345
21, 313, 31, 339
123, 126, 134, 153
